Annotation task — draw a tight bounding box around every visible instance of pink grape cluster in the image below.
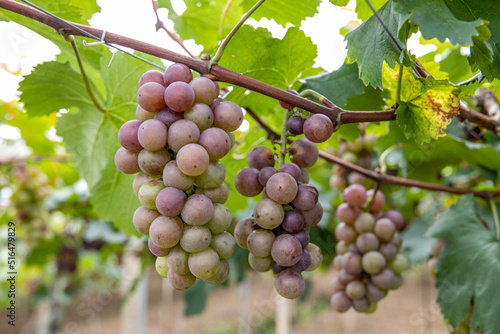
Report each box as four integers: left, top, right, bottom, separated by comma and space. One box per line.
233, 141, 324, 299
330, 184, 409, 313
114, 64, 244, 290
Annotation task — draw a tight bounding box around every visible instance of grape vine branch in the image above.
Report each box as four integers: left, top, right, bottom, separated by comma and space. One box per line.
2, 0, 498, 132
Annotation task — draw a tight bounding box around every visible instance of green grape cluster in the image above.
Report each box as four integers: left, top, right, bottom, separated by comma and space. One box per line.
330, 184, 409, 313
115, 64, 243, 290
329, 132, 377, 190
233, 141, 324, 299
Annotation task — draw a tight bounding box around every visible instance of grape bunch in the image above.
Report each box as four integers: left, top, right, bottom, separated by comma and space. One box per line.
330, 184, 408, 313
329, 133, 377, 191
233, 142, 324, 299
115, 63, 244, 290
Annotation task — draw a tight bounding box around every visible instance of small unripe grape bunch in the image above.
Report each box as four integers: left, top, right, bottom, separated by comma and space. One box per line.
115, 63, 244, 291
330, 184, 409, 313
233, 145, 324, 299
328, 133, 378, 191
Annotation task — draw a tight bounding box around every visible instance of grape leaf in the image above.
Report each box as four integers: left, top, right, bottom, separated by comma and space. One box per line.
300, 62, 365, 108
90, 160, 140, 236
345, 1, 409, 88
241, 0, 320, 27
393, 0, 485, 46
159, 0, 244, 52
396, 74, 460, 144
355, 0, 387, 21
330, 0, 349, 6
19, 61, 99, 117
427, 195, 500, 333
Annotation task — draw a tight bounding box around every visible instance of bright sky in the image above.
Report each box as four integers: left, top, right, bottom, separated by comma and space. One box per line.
0, 0, 360, 103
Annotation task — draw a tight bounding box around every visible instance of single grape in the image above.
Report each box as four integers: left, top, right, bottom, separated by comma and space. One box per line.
163, 160, 194, 191
370, 268, 396, 290
329, 174, 347, 190
335, 222, 357, 243
352, 298, 371, 312
388, 254, 408, 275
167, 269, 196, 291
365, 189, 385, 213
181, 194, 214, 226
133, 172, 156, 196
330, 277, 345, 293
337, 269, 356, 285
390, 275, 403, 290
163, 63, 193, 86
331, 291, 352, 312
248, 253, 273, 272
189, 77, 217, 105
137, 82, 166, 112
138, 179, 166, 210
198, 127, 231, 160
234, 218, 257, 249
205, 203, 232, 234
254, 198, 285, 230
342, 252, 362, 275
137, 119, 168, 151
272, 262, 287, 275
118, 120, 143, 152
286, 116, 305, 135
336, 241, 349, 255
115, 147, 140, 174
303, 114, 334, 143
374, 218, 396, 242
275, 269, 305, 299
167, 119, 200, 152
166, 245, 190, 275
210, 232, 236, 260
188, 248, 220, 279
361, 251, 386, 275
366, 281, 386, 302
247, 229, 275, 258
354, 212, 375, 234
290, 250, 311, 272
336, 203, 359, 225
203, 259, 230, 285
195, 183, 229, 204
356, 232, 380, 254
301, 202, 324, 228
164, 81, 195, 112
390, 232, 403, 249
288, 138, 318, 168
154, 107, 183, 127
258, 166, 278, 187
291, 228, 310, 249
136, 105, 155, 121
282, 210, 305, 233
194, 160, 226, 188
176, 143, 210, 176
180, 225, 211, 253
149, 216, 184, 249
292, 184, 318, 211
133, 206, 160, 235
265, 172, 298, 204
271, 234, 303, 267
279, 162, 301, 182
184, 103, 214, 131
155, 187, 187, 217
345, 280, 366, 300
235, 167, 263, 197
213, 101, 244, 132
138, 148, 171, 176
247, 146, 275, 170
383, 209, 405, 231
148, 238, 170, 257
379, 243, 397, 261
155, 256, 169, 278
139, 70, 166, 87
343, 184, 368, 207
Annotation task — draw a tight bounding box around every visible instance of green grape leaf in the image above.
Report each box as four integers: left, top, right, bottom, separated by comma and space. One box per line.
69, 0, 100, 22
355, 0, 387, 21
19, 61, 99, 117
393, 0, 485, 46
330, 0, 349, 6
396, 74, 460, 144
300, 62, 365, 108
159, 0, 244, 52
90, 161, 140, 236
345, 1, 408, 88
241, 0, 320, 27
221, 25, 317, 89
469, 25, 494, 72
427, 195, 500, 333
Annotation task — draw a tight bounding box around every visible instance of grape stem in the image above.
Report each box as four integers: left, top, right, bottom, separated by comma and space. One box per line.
244, 108, 500, 199
395, 64, 404, 104
299, 89, 336, 110
65, 35, 106, 113
278, 110, 291, 168
1, 0, 499, 132
209, 0, 266, 71
490, 198, 500, 240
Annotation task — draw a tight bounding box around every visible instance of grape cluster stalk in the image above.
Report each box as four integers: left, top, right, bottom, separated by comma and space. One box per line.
330, 184, 409, 313
233, 136, 324, 299
115, 64, 243, 290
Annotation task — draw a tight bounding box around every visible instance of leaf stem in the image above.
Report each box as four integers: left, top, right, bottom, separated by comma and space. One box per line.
299, 89, 336, 109
66, 35, 106, 113
219, 0, 234, 40
395, 63, 403, 104
278, 110, 290, 169
378, 143, 401, 175
490, 198, 500, 240
209, 0, 265, 71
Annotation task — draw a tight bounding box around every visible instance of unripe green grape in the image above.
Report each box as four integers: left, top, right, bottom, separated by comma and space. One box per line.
184, 103, 214, 131
133, 172, 156, 196
180, 225, 212, 253
361, 251, 386, 275
247, 229, 275, 258
205, 203, 232, 234
162, 160, 194, 191
138, 179, 166, 210
155, 256, 169, 278
138, 148, 171, 176
305, 243, 323, 271
194, 160, 226, 188
248, 253, 272, 272
388, 254, 408, 274
254, 198, 284, 230
210, 232, 236, 260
